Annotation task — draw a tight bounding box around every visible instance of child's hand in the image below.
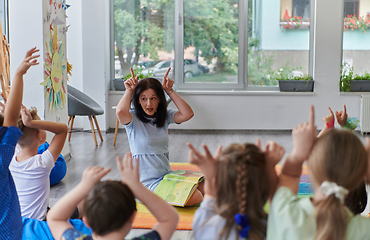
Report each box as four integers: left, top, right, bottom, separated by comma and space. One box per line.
335, 104, 348, 127
322, 107, 335, 128
15, 47, 40, 76
116, 152, 140, 188
264, 141, 285, 166
21, 106, 33, 127
162, 68, 174, 94
124, 68, 138, 92
81, 166, 111, 189
186, 142, 222, 180
291, 105, 317, 162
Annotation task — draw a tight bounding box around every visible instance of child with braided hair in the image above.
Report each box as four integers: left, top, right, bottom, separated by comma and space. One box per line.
187, 140, 285, 240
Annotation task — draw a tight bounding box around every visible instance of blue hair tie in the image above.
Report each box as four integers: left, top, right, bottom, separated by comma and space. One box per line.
234, 213, 250, 238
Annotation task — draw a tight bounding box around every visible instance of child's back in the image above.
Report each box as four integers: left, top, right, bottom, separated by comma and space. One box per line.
10, 150, 54, 220
188, 141, 284, 240
9, 107, 67, 220
0, 47, 39, 240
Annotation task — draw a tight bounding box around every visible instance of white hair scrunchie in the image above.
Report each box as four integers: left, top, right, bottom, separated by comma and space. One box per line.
319, 181, 349, 204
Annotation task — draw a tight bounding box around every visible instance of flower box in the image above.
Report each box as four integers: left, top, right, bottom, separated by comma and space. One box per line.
348, 80, 370, 92
113, 78, 126, 91
278, 80, 314, 92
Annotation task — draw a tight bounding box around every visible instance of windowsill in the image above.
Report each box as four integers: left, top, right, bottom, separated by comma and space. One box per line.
339, 92, 370, 95
109, 90, 315, 96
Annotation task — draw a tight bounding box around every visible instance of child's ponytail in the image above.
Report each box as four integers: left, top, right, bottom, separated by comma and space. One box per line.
314, 194, 348, 240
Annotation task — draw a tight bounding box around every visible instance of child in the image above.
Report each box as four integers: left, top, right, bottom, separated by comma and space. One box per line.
267, 106, 370, 240
318, 105, 367, 214
0, 47, 39, 240
116, 68, 202, 206
47, 152, 179, 240
9, 105, 68, 220
187, 140, 285, 240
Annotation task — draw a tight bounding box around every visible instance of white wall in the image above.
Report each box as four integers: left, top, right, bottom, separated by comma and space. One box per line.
9, 1, 44, 114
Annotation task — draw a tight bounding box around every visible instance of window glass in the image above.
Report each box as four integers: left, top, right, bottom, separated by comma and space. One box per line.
342, 0, 370, 91
113, 0, 174, 79
247, 0, 311, 86
183, 1, 239, 83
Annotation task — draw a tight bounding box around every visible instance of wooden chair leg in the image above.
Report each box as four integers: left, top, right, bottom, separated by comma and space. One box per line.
68, 116, 71, 126
93, 116, 103, 142
113, 118, 119, 146
68, 116, 75, 141
88, 116, 98, 146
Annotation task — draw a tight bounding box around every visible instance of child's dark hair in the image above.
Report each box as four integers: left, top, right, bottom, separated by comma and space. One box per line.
345, 180, 367, 215
132, 78, 167, 128
83, 181, 137, 236
309, 129, 367, 240
215, 143, 268, 240
17, 107, 39, 147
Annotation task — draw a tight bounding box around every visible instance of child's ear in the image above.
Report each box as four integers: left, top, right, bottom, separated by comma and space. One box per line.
82, 216, 91, 229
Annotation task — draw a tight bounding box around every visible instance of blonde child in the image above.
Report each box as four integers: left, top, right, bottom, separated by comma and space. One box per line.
9, 106, 68, 220
267, 106, 370, 240
187, 140, 285, 240
116, 68, 203, 206
0, 47, 39, 240
47, 152, 179, 240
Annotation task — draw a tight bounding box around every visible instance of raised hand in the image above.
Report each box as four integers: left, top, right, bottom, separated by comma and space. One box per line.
124, 68, 139, 92
162, 68, 174, 94
322, 107, 335, 128
15, 47, 40, 75
335, 104, 348, 127
81, 166, 111, 189
116, 152, 140, 188
187, 142, 222, 180
291, 105, 317, 163
264, 141, 285, 166
20, 106, 33, 127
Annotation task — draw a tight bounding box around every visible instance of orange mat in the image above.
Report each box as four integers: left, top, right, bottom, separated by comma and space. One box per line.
132, 163, 308, 230
132, 163, 200, 230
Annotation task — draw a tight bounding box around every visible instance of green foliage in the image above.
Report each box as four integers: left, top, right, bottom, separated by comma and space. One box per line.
353, 71, 370, 80
340, 63, 354, 92
122, 65, 153, 80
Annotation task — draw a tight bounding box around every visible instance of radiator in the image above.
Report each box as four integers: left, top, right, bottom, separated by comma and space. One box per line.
360, 95, 370, 133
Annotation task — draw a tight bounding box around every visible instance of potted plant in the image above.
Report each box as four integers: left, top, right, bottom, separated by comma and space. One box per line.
276, 72, 314, 92
340, 63, 370, 92
113, 66, 154, 91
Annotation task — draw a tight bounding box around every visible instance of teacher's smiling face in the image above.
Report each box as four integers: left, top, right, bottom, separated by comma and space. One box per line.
139, 88, 160, 117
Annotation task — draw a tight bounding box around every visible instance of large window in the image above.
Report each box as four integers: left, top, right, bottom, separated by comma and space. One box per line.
342, 0, 370, 88
112, 0, 313, 90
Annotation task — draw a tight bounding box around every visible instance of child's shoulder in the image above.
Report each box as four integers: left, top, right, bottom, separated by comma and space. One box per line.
0, 126, 22, 146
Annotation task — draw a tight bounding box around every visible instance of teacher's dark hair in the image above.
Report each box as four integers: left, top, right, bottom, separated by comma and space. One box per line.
132, 78, 167, 128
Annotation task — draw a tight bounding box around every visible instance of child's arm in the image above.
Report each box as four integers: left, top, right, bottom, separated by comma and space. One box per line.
117, 153, 179, 240
116, 68, 138, 125
335, 104, 347, 127
317, 107, 334, 138
279, 105, 317, 194
21, 107, 68, 161
162, 68, 194, 124
263, 141, 285, 201
3, 48, 39, 127
186, 143, 222, 199
47, 166, 111, 240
